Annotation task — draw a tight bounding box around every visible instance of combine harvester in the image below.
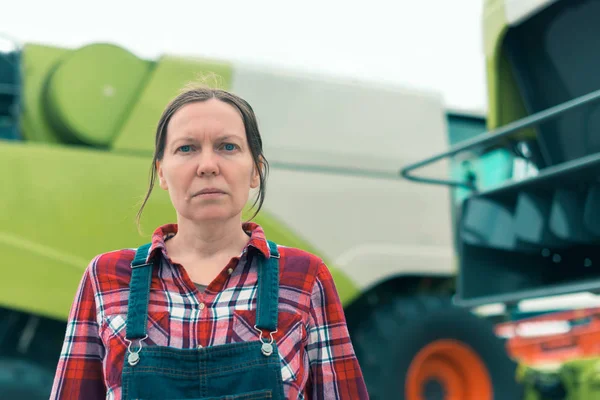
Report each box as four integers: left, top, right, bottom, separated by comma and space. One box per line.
13, 0, 598, 397
403, 0, 600, 398
0, 32, 517, 400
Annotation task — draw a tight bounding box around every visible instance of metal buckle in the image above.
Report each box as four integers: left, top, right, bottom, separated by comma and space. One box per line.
124, 334, 148, 366
131, 263, 152, 270
254, 325, 278, 357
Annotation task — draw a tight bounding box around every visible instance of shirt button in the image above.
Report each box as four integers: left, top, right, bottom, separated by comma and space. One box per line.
227, 268, 233, 275
199, 302, 205, 310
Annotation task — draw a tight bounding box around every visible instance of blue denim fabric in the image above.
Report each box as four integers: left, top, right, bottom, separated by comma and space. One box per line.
121, 241, 285, 400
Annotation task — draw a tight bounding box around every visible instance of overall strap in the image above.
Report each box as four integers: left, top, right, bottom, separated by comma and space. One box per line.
255, 240, 280, 332
125, 243, 154, 340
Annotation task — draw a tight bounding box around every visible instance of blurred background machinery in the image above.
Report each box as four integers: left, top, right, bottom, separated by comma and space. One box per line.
3, 0, 600, 399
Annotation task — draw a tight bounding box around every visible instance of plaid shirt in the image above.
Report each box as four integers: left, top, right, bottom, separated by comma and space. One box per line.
50, 223, 368, 399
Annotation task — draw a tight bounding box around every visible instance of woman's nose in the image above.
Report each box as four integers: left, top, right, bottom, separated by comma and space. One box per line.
196, 151, 219, 176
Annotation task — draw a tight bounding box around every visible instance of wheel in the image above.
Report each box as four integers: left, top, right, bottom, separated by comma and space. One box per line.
348, 294, 523, 400
0, 357, 56, 400
0, 307, 66, 399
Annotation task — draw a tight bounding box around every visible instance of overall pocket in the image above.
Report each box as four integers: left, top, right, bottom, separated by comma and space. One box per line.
135, 389, 273, 400
101, 310, 170, 346
200, 389, 273, 399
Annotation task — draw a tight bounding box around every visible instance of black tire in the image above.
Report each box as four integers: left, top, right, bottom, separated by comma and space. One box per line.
348, 294, 523, 400
0, 357, 56, 400
0, 306, 66, 399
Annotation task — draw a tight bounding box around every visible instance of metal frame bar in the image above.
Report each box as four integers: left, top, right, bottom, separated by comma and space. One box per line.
0, 83, 18, 95
455, 277, 600, 309
0, 33, 23, 141
399, 88, 600, 191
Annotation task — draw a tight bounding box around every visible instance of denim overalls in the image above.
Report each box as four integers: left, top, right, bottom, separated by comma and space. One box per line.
120, 241, 286, 399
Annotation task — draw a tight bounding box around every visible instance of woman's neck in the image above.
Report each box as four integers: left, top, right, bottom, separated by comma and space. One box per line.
167, 217, 250, 260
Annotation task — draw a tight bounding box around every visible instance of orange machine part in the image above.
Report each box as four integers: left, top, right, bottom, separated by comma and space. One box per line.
405, 339, 493, 400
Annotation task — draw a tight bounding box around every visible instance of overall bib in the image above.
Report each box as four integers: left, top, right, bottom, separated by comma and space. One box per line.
120, 241, 286, 400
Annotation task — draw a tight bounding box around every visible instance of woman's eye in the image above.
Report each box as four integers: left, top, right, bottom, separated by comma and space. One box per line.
178, 145, 192, 153
222, 143, 237, 151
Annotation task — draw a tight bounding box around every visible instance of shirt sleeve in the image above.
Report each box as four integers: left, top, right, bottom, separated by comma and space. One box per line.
50, 256, 106, 399
307, 262, 369, 399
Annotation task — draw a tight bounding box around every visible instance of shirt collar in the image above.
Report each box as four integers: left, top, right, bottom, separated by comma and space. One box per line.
147, 222, 272, 262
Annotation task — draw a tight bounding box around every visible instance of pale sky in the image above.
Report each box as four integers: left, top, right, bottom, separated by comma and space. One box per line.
2, 0, 487, 112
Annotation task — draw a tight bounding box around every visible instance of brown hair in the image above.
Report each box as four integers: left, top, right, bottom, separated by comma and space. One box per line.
136, 84, 269, 228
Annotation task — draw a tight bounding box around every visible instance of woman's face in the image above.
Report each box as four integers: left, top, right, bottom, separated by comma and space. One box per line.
157, 99, 260, 224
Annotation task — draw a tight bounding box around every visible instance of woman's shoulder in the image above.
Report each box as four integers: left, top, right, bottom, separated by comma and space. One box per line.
274, 245, 343, 313
84, 247, 138, 284
275, 244, 329, 284
276, 244, 324, 267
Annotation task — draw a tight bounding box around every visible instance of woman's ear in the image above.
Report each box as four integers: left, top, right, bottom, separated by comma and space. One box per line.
250, 159, 261, 189
157, 160, 168, 190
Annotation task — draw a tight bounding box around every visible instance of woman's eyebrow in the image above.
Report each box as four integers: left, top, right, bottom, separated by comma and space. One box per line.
170, 136, 196, 145
169, 134, 244, 146
216, 134, 243, 142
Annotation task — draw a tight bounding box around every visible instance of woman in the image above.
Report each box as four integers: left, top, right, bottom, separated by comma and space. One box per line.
50, 86, 369, 399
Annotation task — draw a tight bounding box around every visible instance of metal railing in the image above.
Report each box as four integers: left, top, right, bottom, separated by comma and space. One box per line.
0, 32, 23, 141
399, 88, 600, 191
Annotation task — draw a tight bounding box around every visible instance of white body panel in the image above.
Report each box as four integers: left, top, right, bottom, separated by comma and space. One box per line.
231, 66, 455, 289
505, 0, 558, 25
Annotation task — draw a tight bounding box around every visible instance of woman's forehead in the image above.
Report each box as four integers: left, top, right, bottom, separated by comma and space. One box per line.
167, 100, 246, 141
